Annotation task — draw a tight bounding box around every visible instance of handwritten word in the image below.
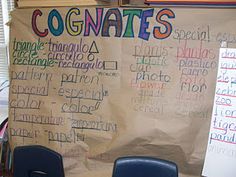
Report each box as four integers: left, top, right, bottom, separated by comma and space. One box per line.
221, 61, 236, 70
12, 38, 55, 69
214, 106, 236, 118
176, 91, 205, 101
61, 70, 99, 86
181, 82, 207, 93
131, 96, 166, 106
216, 32, 236, 44
44, 129, 85, 145
180, 67, 207, 77
215, 96, 231, 106
98, 71, 119, 77
130, 79, 166, 89
179, 58, 217, 77
63, 148, 85, 158
131, 97, 165, 115
135, 56, 167, 66
13, 56, 55, 69
208, 144, 236, 158
175, 102, 209, 118
58, 58, 103, 72
172, 25, 210, 42
58, 84, 107, 101
69, 118, 117, 132
189, 109, 209, 119
86, 153, 112, 161
210, 131, 236, 145
134, 41, 168, 57
13, 112, 64, 126
177, 40, 215, 60
138, 88, 164, 98
130, 63, 151, 72
11, 67, 53, 81
179, 75, 206, 87
32, 8, 175, 40
133, 102, 164, 114
221, 49, 236, 59
216, 86, 236, 97
13, 37, 44, 55
213, 117, 236, 135
188, 109, 211, 119
61, 99, 101, 114
10, 95, 43, 109
48, 39, 99, 62
131, 45, 168, 72
10, 128, 39, 140
135, 71, 171, 83
217, 70, 236, 86
11, 82, 49, 96
48, 38, 97, 54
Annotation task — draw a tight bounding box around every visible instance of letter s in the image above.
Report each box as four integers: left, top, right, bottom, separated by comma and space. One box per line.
153, 8, 175, 40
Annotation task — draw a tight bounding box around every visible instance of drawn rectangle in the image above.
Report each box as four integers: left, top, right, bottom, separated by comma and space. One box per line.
103, 61, 118, 70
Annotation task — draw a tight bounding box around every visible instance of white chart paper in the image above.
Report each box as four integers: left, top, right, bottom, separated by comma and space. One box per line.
203, 48, 236, 177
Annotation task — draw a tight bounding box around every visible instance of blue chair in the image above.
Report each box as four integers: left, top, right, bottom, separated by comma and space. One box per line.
13, 145, 65, 177
112, 156, 178, 177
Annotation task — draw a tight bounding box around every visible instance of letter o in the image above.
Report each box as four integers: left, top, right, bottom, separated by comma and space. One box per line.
48, 9, 64, 36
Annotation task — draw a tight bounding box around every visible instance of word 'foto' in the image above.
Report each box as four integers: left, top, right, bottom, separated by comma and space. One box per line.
32, 8, 175, 41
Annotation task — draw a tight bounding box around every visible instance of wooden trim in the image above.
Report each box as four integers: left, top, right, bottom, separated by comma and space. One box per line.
16, 0, 119, 8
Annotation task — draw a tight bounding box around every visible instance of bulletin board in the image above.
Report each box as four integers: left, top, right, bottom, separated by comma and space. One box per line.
9, 7, 236, 177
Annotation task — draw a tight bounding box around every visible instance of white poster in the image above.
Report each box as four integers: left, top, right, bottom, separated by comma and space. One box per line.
202, 48, 236, 177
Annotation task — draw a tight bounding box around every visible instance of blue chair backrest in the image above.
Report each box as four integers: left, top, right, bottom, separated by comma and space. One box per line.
112, 156, 178, 177
13, 145, 65, 177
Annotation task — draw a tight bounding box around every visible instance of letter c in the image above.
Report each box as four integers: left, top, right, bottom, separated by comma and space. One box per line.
62, 103, 68, 112
32, 9, 48, 37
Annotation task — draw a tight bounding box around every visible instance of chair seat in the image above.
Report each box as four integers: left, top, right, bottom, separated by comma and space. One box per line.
13, 145, 65, 177
112, 156, 178, 177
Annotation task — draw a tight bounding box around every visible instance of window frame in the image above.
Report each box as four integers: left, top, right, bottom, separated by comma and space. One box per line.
0, 0, 14, 80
